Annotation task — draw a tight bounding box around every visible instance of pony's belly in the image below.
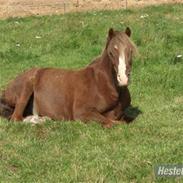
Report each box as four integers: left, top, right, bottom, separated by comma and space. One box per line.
34, 92, 73, 121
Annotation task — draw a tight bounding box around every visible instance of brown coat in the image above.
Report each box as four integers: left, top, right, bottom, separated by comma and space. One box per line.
0, 27, 136, 128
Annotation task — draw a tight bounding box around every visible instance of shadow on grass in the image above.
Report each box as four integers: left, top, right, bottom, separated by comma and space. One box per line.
123, 106, 142, 123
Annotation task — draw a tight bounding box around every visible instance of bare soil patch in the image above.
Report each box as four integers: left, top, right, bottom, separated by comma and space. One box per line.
0, 0, 182, 19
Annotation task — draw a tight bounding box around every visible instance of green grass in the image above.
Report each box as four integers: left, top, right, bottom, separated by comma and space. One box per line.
0, 4, 183, 183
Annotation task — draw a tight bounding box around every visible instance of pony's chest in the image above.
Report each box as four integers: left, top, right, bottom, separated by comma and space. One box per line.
95, 89, 119, 112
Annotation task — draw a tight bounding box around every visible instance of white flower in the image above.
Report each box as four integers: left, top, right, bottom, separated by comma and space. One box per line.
177, 55, 182, 58
35, 36, 41, 39
140, 14, 149, 19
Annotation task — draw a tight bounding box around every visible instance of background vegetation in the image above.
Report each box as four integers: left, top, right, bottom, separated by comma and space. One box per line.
0, 4, 183, 182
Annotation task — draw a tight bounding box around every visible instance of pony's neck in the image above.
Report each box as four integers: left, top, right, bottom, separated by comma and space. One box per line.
100, 49, 113, 74
95, 49, 118, 88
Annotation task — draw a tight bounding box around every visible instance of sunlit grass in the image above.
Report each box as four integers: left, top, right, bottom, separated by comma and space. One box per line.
0, 4, 183, 183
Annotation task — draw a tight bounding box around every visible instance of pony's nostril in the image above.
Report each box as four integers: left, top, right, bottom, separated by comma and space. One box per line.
117, 75, 121, 81
126, 72, 130, 77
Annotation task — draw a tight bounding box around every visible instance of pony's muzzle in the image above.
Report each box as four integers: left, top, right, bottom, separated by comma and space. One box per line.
117, 74, 129, 86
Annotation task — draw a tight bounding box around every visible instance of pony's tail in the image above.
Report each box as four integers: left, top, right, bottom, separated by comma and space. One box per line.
0, 97, 14, 120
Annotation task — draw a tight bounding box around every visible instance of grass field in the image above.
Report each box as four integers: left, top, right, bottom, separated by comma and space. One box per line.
0, 4, 183, 183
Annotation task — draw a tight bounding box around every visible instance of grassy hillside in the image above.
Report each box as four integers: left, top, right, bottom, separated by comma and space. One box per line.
0, 4, 183, 183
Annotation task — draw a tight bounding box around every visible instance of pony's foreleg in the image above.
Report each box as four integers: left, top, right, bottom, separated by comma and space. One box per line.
103, 103, 124, 120
104, 87, 131, 122
11, 82, 33, 121
74, 109, 118, 128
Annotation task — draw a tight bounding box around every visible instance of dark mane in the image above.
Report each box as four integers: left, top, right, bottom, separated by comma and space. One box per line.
107, 32, 137, 56
89, 31, 137, 66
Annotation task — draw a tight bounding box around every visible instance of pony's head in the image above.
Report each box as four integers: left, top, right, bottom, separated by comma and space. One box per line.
106, 27, 137, 86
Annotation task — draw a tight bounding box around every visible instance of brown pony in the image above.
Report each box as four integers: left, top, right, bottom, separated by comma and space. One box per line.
0, 27, 137, 128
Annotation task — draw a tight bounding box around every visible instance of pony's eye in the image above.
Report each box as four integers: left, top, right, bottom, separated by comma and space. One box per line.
109, 52, 114, 58
129, 59, 132, 66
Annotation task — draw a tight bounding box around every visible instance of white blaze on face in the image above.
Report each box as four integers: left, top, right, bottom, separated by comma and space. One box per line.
117, 52, 128, 86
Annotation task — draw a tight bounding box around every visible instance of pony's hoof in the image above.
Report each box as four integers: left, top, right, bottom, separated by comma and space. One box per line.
111, 120, 121, 125
23, 115, 51, 124
103, 123, 113, 128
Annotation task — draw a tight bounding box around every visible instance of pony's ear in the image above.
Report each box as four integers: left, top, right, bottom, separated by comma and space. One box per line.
125, 27, 131, 37
108, 28, 114, 39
